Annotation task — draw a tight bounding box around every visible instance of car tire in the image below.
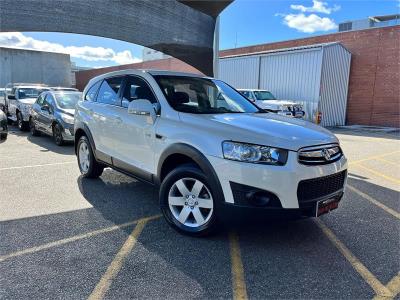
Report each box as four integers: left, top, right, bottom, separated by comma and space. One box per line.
77, 135, 104, 178
17, 112, 28, 131
53, 123, 64, 146
159, 164, 217, 237
30, 118, 41, 136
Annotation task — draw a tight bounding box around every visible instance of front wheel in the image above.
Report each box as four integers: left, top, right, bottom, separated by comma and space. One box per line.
159, 165, 217, 236
53, 123, 64, 146
77, 136, 104, 178
17, 112, 29, 131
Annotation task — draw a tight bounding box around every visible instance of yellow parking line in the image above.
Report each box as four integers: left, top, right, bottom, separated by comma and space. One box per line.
0, 161, 75, 171
375, 158, 400, 167
315, 220, 393, 298
0, 215, 161, 262
88, 219, 148, 300
349, 151, 400, 166
347, 185, 400, 220
351, 163, 400, 185
373, 273, 400, 300
229, 232, 248, 300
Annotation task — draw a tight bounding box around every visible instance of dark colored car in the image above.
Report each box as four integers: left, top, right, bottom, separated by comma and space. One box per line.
0, 109, 8, 143
29, 91, 81, 146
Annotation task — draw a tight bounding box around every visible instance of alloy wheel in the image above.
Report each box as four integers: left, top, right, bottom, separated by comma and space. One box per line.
168, 177, 213, 228
78, 142, 90, 173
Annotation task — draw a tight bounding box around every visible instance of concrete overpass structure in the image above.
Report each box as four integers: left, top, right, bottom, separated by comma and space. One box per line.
0, 0, 232, 76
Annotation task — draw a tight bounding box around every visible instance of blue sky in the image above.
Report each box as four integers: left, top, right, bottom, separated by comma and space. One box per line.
0, 0, 398, 68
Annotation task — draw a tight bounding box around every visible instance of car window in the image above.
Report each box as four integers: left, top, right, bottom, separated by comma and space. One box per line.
96, 77, 123, 106
85, 80, 101, 102
154, 75, 259, 114
253, 91, 276, 101
240, 91, 252, 99
37, 94, 46, 106
55, 92, 81, 109
17, 88, 49, 99
121, 76, 157, 108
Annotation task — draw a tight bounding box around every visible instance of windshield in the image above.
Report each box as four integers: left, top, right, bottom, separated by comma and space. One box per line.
54, 92, 81, 109
154, 76, 259, 114
253, 91, 276, 101
18, 88, 49, 99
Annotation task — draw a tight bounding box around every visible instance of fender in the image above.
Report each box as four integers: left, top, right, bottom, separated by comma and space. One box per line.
74, 123, 96, 155
156, 143, 225, 204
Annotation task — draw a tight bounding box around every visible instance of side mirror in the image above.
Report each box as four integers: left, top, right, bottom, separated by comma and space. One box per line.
8, 94, 15, 100
128, 99, 157, 124
41, 105, 50, 112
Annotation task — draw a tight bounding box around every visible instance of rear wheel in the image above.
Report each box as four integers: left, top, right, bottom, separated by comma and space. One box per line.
77, 135, 104, 178
159, 165, 217, 236
53, 123, 64, 146
30, 118, 41, 136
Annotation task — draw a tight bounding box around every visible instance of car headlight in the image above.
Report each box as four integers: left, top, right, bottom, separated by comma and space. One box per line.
222, 141, 288, 165
60, 114, 74, 124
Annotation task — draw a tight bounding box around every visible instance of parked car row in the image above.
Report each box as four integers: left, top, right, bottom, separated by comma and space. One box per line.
1, 83, 79, 145
1, 72, 348, 237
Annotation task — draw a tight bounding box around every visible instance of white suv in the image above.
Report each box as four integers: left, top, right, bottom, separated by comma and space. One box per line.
75, 70, 347, 236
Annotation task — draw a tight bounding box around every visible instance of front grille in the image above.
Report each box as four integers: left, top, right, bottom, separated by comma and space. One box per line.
297, 170, 347, 202
298, 144, 343, 165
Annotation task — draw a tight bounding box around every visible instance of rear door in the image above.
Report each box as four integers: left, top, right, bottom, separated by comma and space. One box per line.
92, 76, 125, 158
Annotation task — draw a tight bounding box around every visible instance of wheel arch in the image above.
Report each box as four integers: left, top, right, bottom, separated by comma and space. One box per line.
156, 143, 225, 203
74, 124, 96, 155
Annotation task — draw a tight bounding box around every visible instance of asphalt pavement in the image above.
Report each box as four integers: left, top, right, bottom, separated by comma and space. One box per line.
0, 126, 399, 299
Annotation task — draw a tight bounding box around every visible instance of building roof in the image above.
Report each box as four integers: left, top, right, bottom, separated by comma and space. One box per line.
221, 42, 350, 59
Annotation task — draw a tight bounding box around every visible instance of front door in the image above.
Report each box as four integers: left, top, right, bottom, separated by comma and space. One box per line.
111, 75, 158, 177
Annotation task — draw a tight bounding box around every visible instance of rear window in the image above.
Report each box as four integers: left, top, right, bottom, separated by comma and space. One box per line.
85, 81, 101, 102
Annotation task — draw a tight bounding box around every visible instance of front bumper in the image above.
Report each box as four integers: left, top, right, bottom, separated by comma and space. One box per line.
207, 152, 348, 209
61, 124, 74, 141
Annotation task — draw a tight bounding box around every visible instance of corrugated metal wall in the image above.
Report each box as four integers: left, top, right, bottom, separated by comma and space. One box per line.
319, 45, 352, 126
219, 43, 351, 126
259, 48, 323, 122
218, 56, 260, 89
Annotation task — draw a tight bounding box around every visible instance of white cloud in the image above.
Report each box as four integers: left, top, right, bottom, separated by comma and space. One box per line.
281, 13, 338, 33
0, 32, 142, 65
290, 0, 340, 14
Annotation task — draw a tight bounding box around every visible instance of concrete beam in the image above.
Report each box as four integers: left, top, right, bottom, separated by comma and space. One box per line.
0, 0, 232, 76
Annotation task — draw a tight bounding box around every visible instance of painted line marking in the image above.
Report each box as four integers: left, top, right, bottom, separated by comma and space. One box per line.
229, 232, 248, 300
88, 219, 148, 300
0, 161, 75, 171
373, 273, 400, 300
375, 158, 400, 167
315, 219, 393, 298
347, 185, 400, 220
0, 215, 161, 262
349, 151, 400, 166
351, 163, 400, 185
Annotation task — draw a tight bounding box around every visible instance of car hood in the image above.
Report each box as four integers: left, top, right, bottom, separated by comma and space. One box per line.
180, 112, 337, 151
18, 98, 37, 105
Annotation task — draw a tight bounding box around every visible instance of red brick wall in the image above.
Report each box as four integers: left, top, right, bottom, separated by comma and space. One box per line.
220, 26, 400, 128
75, 26, 399, 127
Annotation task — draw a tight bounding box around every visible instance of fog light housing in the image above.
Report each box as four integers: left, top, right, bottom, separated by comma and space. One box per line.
246, 191, 272, 207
